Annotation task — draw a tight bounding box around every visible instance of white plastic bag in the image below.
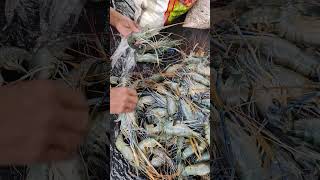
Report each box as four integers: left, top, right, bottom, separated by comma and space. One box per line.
183, 0, 210, 29
135, 0, 198, 29
138, 0, 169, 28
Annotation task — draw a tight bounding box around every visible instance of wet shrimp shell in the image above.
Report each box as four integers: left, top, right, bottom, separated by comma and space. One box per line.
115, 134, 135, 163
181, 163, 210, 176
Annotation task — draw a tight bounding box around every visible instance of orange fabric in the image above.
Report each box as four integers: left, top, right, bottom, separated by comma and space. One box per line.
164, 0, 197, 25
164, 0, 177, 24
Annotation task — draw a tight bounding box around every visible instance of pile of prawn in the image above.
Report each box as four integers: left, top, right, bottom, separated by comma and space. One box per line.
110, 27, 211, 179
212, 0, 320, 179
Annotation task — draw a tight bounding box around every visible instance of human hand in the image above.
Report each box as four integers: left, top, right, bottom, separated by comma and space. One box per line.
110, 87, 138, 114
115, 16, 140, 38
0, 80, 89, 165
110, 8, 140, 37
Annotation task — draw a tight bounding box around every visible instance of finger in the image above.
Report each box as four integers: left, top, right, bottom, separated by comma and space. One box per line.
56, 109, 89, 134
118, 25, 132, 38
122, 30, 131, 38
126, 95, 138, 105
48, 131, 83, 155
54, 82, 88, 110
123, 105, 135, 113
126, 88, 137, 96
130, 22, 140, 32
122, 108, 133, 113
124, 100, 137, 111
42, 144, 74, 161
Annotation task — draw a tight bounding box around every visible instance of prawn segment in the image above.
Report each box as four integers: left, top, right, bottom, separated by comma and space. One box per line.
115, 134, 135, 163
181, 163, 210, 177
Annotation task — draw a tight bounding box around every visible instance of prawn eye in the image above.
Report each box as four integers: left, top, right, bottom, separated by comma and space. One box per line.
272, 98, 281, 107
268, 99, 282, 114
138, 44, 144, 50
167, 48, 175, 54
268, 106, 279, 114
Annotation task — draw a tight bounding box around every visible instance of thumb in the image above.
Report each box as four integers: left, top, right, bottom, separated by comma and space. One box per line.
131, 22, 140, 33
123, 31, 130, 38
